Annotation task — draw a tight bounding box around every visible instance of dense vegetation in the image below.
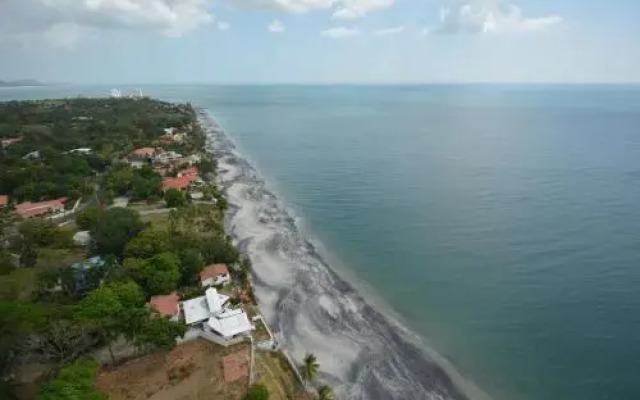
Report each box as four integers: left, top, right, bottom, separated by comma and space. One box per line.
0, 98, 236, 400
0, 98, 202, 203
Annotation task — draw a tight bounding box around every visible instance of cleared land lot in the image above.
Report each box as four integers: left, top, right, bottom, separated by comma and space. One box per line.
97, 339, 249, 400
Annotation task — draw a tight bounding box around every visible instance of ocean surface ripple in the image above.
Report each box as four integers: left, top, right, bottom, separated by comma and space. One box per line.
199, 110, 480, 400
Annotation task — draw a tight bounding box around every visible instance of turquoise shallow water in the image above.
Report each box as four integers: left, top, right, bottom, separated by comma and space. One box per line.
3, 84, 640, 400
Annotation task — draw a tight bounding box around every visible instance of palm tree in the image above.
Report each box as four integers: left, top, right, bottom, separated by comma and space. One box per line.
301, 353, 319, 384
317, 385, 334, 400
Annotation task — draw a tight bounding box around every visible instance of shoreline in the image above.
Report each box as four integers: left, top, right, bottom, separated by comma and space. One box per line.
197, 108, 491, 400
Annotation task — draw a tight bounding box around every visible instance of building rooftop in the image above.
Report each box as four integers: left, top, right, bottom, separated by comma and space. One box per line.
182, 287, 230, 325
207, 308, 253, 339
131, 147, 156, 157
200, 264, 229, 281
15, 197, 67, 218
162, 175, 196, 191
149, 292, 180, 318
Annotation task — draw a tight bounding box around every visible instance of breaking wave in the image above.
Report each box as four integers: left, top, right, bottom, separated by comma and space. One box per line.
199, 109, 488, 400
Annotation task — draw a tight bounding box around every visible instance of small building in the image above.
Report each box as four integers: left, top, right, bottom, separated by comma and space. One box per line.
71, 256, 106, 271
15, 197, 67, 219
182, 287, 252, 340
131, 147, 157, 158
70, 256, 106, 294
129, 160, 146, 169
73, 230, 91, 247
1, 137, 22, 148
149, 292, 181, 321
200, 264, 231, 287
154, 151, 182, 164
0, 195, 8, 208
112, 197, 129, 208
162, 175, 196, 192
68, 148, 92, 155
178, 166, 199, 178
186, 154, 202, 165
23, 150, 41, 160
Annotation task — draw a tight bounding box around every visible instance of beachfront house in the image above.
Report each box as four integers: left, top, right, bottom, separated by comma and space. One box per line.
161, 175, 196, 192
200, 264, 231, 287
149, 292, 181, 321
182, 288, 252, 340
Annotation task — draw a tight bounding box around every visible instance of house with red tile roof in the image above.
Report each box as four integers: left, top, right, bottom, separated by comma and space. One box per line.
0, 195, 8, 208
200, 264, 231, 287
148, 292, 181, 321
161, 175, 197, 192
179, 166, 199, 178
15, 197, 67, 219
130, 147, 157, 158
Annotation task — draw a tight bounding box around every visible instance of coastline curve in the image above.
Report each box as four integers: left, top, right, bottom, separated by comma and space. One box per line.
199, 108, 489, 400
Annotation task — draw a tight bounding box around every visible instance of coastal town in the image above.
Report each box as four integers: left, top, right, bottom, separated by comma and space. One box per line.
0, 97, 333, 400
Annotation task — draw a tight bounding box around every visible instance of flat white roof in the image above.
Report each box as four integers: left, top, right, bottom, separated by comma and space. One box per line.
207, 309, 253, 338
183, 289, 230, 325
182, 296, 210, 325
205, 287, 228, 314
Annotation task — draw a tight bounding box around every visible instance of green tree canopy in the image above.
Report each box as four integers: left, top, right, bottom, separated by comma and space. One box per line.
301, 353, 319, 384
133, 316, 186, 353
91, 207, 144, 258
177, 248, 204, 286
317, 385, 335, 400
243, 383, 270, 400
124, 252, 181, 296
37, 358, 106, 400
18, 218, 67, 248
76, 207, 102, 231
107, 280, 145, 308
0, 300, 49, 373
164, 188, 188, 208
124, 229, 171, 259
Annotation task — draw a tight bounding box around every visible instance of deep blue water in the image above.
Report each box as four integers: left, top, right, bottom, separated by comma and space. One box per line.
3, 84, 640, 400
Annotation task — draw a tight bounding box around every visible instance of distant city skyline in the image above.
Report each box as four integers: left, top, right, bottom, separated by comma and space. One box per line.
1, 0, 639, 84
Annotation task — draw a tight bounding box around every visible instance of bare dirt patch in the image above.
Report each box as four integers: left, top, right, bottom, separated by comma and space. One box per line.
97, 339, 249, 400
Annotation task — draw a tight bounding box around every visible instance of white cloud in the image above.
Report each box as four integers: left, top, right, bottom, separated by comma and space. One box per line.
321, 26, 360, 39
431, 0, 562, 35
223, 0, 394, 19
0, 0, 214, 46
332, 0, 393, 19
373, 25, 404, 37
268, 19, 284, 33
217, 21, 230, 31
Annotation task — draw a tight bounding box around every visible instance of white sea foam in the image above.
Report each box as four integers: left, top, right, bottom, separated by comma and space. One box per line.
199, 109, 490, 400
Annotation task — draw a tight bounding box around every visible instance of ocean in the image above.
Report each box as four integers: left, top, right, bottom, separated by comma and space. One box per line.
3, 84, 640, 400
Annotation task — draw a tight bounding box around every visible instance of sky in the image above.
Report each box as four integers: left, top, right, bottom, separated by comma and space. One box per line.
1, 0, 639, 84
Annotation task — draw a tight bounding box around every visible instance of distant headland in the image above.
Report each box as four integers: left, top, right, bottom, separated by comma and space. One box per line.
0, 79, 46, 87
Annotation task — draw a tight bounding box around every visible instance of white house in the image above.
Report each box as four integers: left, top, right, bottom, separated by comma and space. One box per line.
182, 288, 252, 340
200, 264, 231, 287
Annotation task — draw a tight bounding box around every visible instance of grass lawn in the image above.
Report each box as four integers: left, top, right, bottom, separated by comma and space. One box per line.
141, 212, 172, 231
254, 351, 311, 400
97, 339, 250, 400
0, 248, 84, 300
